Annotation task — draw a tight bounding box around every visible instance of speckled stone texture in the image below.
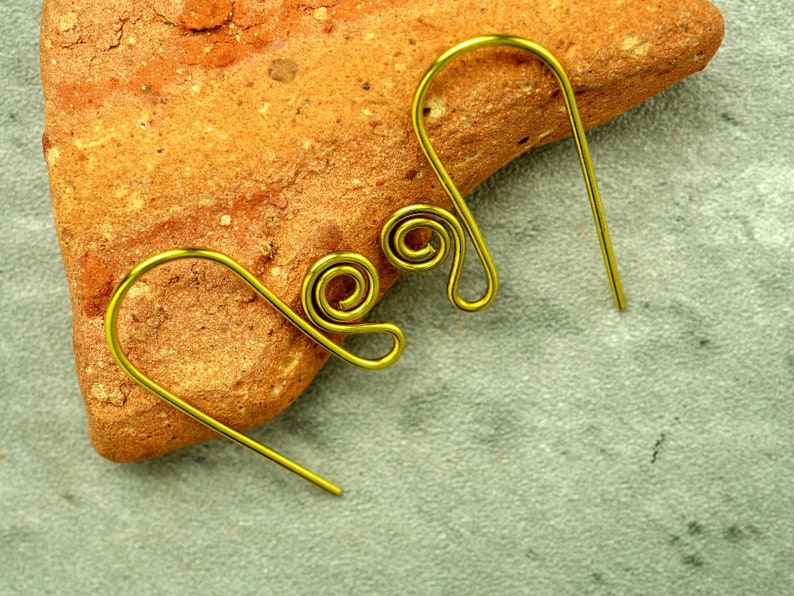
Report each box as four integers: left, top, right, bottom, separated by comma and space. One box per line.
40, 0, 724, 461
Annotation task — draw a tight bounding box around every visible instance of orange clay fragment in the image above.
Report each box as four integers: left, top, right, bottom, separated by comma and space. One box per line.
40, 0, 724, 461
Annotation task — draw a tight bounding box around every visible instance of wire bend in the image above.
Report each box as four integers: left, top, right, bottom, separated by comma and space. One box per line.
381, 204, 480, 311
105, 248, 406, 495
392, 34, 626, 311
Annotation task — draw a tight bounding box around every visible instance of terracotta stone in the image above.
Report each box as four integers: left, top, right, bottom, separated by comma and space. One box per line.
40, 0, 724, 462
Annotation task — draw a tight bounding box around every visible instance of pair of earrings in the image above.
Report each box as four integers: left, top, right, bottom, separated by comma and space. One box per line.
105, 35, 625, 495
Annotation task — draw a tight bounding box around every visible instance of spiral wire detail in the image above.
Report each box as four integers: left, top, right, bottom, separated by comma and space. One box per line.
105, 248, 406, 495
302, 252, 404, 368
385, 34, 626, 311
381, 204, 479, 311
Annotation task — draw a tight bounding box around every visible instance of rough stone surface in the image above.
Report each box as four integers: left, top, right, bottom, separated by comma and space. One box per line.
40, 0, 724, 461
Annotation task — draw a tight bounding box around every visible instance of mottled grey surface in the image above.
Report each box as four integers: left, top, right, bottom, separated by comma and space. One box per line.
1, 1, 792, 594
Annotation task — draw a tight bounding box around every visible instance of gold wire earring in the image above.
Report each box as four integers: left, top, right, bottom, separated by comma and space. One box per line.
106, 248, 406, 496
104, 35, 627, 497
381, 34, 626, 312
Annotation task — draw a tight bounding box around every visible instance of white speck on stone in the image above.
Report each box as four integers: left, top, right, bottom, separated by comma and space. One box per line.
313, 7, 328, 20
220, 215, 232, 226
191, 84, 202, 93
259, 101, 270, 115
46, 147, 60, 165
538, 129, 554, 139
621, 35, 650, 56
622, 35, 639, 51
127, 282, 149, 299
59, 12, 78, 32
425, 95, 447, 119
363, 108, 373, 116
366, 33, 376, 40
353, 178, 362, 185
91, 383, 126, 407
394, 63, 406, 72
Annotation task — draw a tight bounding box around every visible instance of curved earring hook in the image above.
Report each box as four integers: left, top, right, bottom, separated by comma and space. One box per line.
390, 34, 626, 311
106, 248, 406, 495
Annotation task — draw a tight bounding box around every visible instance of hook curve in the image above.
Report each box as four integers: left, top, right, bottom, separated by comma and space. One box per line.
401, 34, 626, 311
105, 248, 406, 495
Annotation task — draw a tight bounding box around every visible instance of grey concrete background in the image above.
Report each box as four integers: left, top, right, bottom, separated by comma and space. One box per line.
2, 1, 792, 593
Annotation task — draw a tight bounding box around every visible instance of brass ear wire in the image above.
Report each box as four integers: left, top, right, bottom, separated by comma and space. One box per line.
106, 248, 406, 495
103, 35, 626, 496
382, 34, 626, 311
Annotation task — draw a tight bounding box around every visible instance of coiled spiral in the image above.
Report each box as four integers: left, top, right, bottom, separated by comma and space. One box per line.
381, 203, 494, 312
301, 252, 404, 370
